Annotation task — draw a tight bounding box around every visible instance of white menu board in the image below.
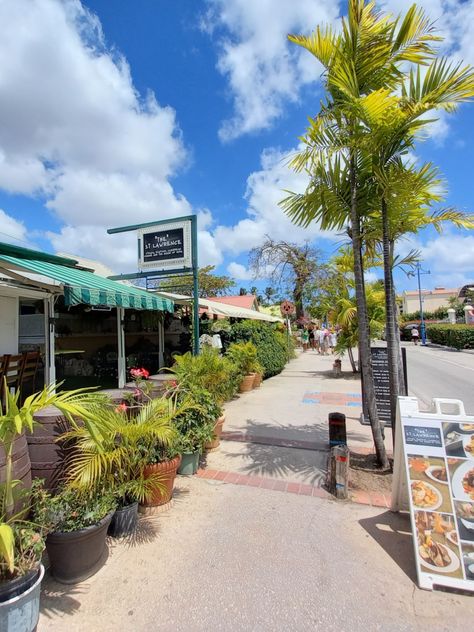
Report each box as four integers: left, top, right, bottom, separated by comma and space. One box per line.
393, 397, 474, 592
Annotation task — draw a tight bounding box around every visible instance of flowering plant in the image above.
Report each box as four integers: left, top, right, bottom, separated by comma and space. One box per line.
124, 366, 153, 402
130, 367, 150, 380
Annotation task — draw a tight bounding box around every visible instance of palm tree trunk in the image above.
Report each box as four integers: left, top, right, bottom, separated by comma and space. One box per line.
390, 240, 406, 396
347, 347, 357, 373
350, 157, 388, 468
382, 199, 401, 432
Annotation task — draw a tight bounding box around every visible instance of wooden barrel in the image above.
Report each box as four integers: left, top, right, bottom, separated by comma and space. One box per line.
0, 432, 32, 512
27, 406, 71, 490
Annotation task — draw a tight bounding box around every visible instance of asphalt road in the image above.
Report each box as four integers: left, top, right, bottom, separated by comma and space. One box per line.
404, 343, 474, 415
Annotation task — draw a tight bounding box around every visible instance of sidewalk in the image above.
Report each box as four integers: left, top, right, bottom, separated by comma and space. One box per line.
38, 352, 474, 631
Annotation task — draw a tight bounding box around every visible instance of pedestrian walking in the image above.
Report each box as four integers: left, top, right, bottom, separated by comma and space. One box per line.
329, 329, 337, 354
411, 326, 420, 345
301, 328, 309, 351
315, 327, 322, 353
319, 328, 329, 355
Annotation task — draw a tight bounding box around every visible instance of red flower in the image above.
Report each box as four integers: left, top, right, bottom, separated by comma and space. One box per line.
115, 403, 128, 413
130, 367, 150, 379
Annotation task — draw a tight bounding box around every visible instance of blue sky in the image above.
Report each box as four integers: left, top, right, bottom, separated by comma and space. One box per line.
0, 0, 473, 296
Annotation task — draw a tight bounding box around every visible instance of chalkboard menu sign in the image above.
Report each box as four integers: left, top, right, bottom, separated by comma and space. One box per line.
393, 397, 474, 593
371, 347, 391, 424
143, 228, 184, 262
366, 347, 408, 426
138, 219, 192, 271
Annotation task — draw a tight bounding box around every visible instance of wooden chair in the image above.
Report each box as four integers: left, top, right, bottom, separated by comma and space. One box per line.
18, 351, 40, 396
3, 354, 25, 392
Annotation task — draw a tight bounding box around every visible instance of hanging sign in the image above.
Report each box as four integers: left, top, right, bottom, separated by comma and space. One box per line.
138, 219, 192, 271
392, 396, 474, 592
280, 300, 295, 316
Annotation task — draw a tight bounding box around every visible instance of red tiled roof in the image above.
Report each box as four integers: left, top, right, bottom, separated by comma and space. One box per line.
210, 295, 259, 310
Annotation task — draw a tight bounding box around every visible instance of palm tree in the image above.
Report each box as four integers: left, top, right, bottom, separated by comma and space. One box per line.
283, 0, 474, 462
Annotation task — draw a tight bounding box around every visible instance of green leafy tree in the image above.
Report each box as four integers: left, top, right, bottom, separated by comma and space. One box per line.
159, 265, 236, 298
282, 0, 474, 466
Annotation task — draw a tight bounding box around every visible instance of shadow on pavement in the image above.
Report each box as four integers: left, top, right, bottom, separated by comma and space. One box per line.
219, 420, 328, 486
41, 579, 87, 619
359, 510, 416, 583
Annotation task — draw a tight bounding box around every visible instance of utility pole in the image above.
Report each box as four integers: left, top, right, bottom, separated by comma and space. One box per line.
413, 262, 430, 346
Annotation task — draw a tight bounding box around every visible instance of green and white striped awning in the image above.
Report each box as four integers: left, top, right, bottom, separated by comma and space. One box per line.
0, 247, 173, 312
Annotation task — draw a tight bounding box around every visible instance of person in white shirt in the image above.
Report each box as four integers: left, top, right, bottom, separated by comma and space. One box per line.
329, 330, 337, 354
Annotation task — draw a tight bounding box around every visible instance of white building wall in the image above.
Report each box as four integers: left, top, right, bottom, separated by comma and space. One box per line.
0, 294, 19, 354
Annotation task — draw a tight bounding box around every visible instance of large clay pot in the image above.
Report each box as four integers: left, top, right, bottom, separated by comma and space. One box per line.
239, 373, 256, 393
26, 406, 70, 490
46, 512, 114, 584
204, 415, 225, 450
141, 456, 181, 507
253, 373, 263, 388
0, 432, 32, 513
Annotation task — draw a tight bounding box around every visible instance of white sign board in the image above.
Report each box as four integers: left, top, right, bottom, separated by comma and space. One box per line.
138, 219, 192, 271
392, 397, 474, 592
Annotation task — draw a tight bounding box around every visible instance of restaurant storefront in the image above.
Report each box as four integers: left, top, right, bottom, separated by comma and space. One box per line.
0, 242, 173, 390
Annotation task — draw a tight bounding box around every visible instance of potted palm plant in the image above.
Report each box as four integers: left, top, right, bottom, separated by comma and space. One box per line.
61, 396, 180, 530
226, 342, 260, 393
0, 382, 102, 628
165, 348, 240, 404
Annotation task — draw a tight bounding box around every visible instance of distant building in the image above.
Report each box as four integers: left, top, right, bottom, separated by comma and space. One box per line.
401, 287, 459, 314
210, 294, 260, 311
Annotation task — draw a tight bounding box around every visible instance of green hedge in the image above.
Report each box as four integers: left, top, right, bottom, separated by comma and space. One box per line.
426, 324, 474, 350
225, 320, 292, 378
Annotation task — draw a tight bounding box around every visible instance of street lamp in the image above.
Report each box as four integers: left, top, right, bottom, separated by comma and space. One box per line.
408, 262, 430, 345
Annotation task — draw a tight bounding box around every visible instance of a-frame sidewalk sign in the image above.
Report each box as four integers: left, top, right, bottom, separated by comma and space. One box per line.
107, 215, 200, 356
392, 396, 474, 593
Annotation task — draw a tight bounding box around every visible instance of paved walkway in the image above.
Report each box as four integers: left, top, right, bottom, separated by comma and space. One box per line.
204, 350, 390, 493
38, 352, 474, 631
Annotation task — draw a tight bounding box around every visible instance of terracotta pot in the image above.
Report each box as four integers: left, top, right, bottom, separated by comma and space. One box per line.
239, 373, 256, 393
253, 373, 263, 388
141, 456, 181, 507
204, 415, 225, 450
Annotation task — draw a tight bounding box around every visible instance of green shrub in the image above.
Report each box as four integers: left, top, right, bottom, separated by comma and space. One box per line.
226, 341, 261, 375
166, 347, 240, 403
226, 320, 292, 378
426, 324, 474, 350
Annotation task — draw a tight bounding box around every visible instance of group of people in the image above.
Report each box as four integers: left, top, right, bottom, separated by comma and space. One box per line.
301, 326, 338, 355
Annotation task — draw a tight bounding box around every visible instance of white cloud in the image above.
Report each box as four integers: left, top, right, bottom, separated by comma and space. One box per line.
227, 262, 253, 280
213, 146, 337, 253
396, 232, 474, 290
0, 0, 195, 269
203, 0, 339, 140
0, 210, 29, 245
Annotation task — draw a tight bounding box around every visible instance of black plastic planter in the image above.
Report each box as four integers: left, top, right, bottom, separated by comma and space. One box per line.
46, 512, 114, 584
108, 502, 138, 537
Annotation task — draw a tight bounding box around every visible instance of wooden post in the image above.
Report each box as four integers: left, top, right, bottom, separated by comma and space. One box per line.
327, 445, 350, 499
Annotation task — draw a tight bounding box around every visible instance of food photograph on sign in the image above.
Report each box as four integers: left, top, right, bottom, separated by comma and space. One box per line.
443, 422, 474, 460
408, 456, 452, 513
461, 542, 474, 580
447, 458, 474, 502
454, 501, 474, 543
415, 511, 463, 578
